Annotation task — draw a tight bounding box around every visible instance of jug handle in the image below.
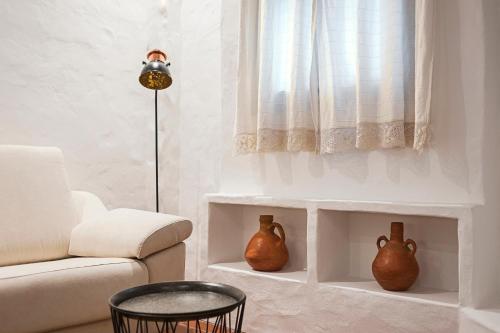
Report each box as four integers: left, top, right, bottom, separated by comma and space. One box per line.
404, 239, 417, 256
376, 235, 388, 250
272, 222, 286, 243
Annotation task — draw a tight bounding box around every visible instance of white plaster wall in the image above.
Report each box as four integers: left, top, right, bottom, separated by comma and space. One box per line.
177, 0, 224, 279
0, 0, 181, 213
215, 0, 500, 309
203, 267, 460, 333
471, 0, 500, 308
186, 280, 493, 333
219, 0, 485, 206
178, 0, 500, 330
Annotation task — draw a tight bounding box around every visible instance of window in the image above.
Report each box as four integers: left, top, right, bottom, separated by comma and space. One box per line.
235, 0, 434, 154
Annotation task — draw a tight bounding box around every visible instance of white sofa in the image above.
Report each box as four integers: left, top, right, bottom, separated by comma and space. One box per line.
0, 145, 193, 333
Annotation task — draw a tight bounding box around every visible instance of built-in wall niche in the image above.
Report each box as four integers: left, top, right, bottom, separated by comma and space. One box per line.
208, 203, 307, 282
317, 209, 459, 305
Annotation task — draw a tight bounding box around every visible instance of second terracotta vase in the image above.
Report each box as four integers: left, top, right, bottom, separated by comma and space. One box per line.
245, 215, 289, 272
372, 222, 419, 291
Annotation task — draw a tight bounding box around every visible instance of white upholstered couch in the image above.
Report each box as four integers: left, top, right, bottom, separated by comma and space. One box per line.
0, 145, 193, 333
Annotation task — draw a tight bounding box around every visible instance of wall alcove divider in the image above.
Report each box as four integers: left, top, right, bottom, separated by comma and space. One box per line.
202, 194, 473, 311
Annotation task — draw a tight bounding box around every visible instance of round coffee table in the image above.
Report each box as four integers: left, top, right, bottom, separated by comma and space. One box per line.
109, 281, 246, 333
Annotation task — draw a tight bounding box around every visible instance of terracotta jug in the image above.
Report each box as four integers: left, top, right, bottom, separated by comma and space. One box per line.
372, 222, 419, 291
245, 215, 289, 272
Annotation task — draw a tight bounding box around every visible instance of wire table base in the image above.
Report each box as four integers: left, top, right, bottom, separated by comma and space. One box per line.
109, 281, 246, 333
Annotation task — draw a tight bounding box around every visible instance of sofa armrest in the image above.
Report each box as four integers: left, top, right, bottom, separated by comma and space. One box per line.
68, 208, 192, 259
72, 190, 108, 223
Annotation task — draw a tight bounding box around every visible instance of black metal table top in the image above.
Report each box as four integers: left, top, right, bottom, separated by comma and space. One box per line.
109, 281, 246, 322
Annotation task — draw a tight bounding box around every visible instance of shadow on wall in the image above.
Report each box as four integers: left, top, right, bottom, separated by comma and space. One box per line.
430, 0, 470, 196
483, 0, 500, 304
470, 0, 500, 309
380, 0, 471, 193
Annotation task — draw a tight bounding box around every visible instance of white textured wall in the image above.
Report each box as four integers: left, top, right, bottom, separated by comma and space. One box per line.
0, 0, 181, 213
219, 0, 484, 206
177, 0, 223, 279
180, 0, 500, 330
472, 0, 500, 308
217, 0, 500, 309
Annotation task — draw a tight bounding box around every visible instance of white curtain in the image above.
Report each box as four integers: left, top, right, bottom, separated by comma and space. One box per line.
235, 0, 434, 154
236, 0, 316, 153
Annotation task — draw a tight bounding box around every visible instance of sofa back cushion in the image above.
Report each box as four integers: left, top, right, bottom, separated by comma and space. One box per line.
0, 145, 78, 266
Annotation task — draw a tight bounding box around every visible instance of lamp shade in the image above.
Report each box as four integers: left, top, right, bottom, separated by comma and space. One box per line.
139, 49, 172, 90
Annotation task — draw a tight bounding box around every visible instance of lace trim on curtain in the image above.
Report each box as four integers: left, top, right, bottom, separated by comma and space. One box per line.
413, 122, 430, 152
235, 122, 429, 154
321, 121, 415, 153
235, 128, 316, 154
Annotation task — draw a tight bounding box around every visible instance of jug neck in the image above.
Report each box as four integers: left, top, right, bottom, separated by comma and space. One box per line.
390, 222, 404, 242
259, 215, 273, 230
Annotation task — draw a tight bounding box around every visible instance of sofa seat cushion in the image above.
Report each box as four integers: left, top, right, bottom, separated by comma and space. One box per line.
0, 257, 148, 333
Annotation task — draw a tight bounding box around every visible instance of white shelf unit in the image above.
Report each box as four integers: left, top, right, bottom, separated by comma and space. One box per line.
208, 202, 308, 283
205, 194, 472, 308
